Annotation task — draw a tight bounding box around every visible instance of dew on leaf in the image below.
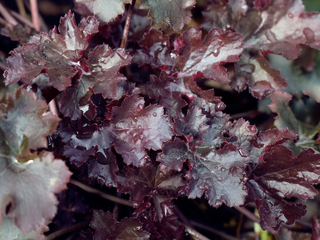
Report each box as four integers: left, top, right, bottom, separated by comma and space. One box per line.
213, 49, 220, 57
303, 27, 315, 43
217, 177, 222, 181
138, 125, 142, 129
160, 153, 165, 159
152, 112, 157, 117
147, 114, 151, 118
288, 13, 293, 18
265, 30, 277, 42
138, 104, 143, 110
239, 64, 255, 74
247, 125, 256, 133
133, 117, 138, 122
215, 102, 226, 111
238, 148, 247, 157
241, 5, 248, 10
220, 167, 226, 172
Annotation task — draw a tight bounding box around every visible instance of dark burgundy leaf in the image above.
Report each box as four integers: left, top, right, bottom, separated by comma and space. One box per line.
60, 45, 132, 120
231, 51, 287, 98
157, 139, 190, 172
111, 95, 173, 166
135, 209, 185, 240
88, 149, 119, 187
4, 12, 99, 91
132, 29, 174, 68
90, 210, 150, 240
117, 163, 187, 219
188, 143, 249, 207
174, 107, 209, 146
248, 145, 320, 230
142, 72, 187, 118
175, 27, 243, 84
247, 179, 307, 231
203, 0, 320, 98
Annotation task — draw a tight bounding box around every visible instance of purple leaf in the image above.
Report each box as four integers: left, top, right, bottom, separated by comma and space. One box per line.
248, 144, 320, 230
111, 95, 173, 166
4, 12, 99, 91
175, 27, 243, 84
90, 210, 150, 240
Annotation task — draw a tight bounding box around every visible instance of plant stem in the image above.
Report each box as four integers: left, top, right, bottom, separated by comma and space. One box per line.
69, 179, 133, 207
189, 220, 240, 240
15, 0, 27, 19
46, 221, 90, 240
9, 9, 34, 28
120, 0, 136, 48
234, 206, 277, 235
30, 0, 40, 31
0, 3, 18, 25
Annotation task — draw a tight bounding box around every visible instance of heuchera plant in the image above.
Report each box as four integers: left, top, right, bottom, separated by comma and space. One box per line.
1, 0, 320, 238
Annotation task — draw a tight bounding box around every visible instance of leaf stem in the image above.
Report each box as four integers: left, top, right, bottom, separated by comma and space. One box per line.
120, 0, 136, 48
69, 179, 133, 207
9, 9, 34, 28
30, 0, 40, 31
189, 220, 240, 240
0, 3, 18, 25
46, 221, 90, 240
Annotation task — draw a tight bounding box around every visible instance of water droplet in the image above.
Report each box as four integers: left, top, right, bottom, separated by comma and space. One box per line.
160, 153, 165, 159
170, 53, 177, 58
303, 27, 315, 43
133, 117, 138, 122
239, 64, 255, 74
147, 114, 151, 118
226, 24, 231, 29
265, 30, 277, 42
139, 134, 143, 140
248, 125, 256, 133
152, 112, 157, 117
220, 167, 226, 172
238, 148, 247, 157
288, 13, 293, 18
217, 177, 222, 181
138, 104, 143, 110
213, 48, 220, 57
215, 102, 226, 111
138, 125, 142, 129
214, 166, 218, 169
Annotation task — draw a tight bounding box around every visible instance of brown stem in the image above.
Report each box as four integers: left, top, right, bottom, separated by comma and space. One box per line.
189, 220, 240, 240
69, 179, 133, 207
120, 0, 136, 48
46, 221, 90, 240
